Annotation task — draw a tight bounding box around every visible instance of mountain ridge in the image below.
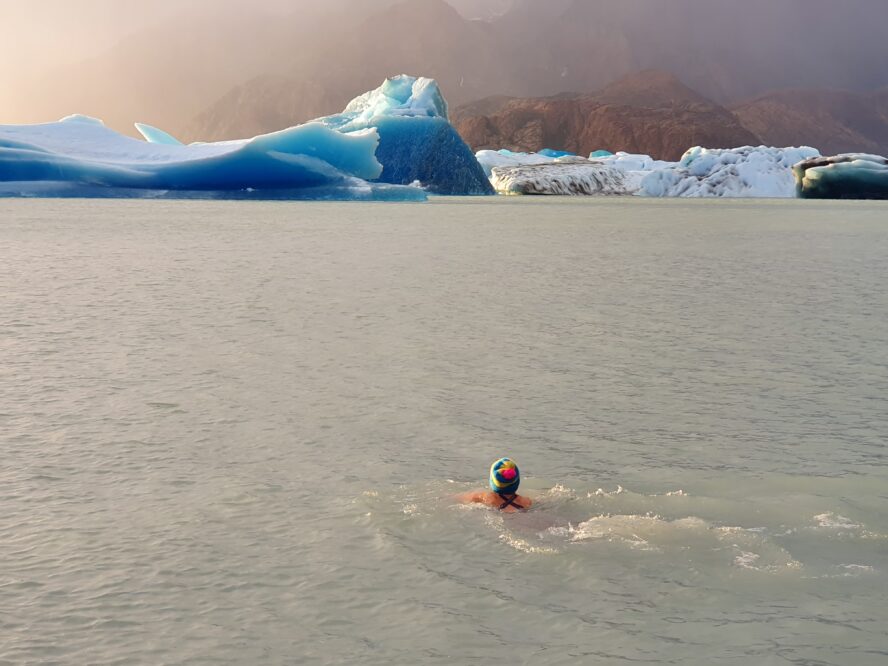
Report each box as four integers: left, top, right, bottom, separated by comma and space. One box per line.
732, 89, 888, 156
452, 71, 761, 160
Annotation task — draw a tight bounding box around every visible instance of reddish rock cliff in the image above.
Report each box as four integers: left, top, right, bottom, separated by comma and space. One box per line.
452, 71, 760, 161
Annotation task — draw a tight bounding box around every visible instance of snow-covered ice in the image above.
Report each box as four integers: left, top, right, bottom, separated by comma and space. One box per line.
794, 153, 888, 200
639, 146, 820, 198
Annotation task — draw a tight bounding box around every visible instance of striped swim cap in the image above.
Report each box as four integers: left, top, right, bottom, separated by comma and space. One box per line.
489, 458, 520, 495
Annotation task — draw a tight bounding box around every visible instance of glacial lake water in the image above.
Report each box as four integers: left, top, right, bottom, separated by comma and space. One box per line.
2, 197, 887, 665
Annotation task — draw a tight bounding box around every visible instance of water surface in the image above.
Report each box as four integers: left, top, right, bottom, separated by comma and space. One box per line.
2, 197, 887, 665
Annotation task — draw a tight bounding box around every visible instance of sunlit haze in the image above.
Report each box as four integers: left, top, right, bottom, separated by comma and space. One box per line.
0, 1, 294, 89
2, 0, 887, 141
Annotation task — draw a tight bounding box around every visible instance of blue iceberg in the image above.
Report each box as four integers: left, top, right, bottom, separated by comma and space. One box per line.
0, 76, 491, 200
317, 76, 493, 196
794, 153, 888, 200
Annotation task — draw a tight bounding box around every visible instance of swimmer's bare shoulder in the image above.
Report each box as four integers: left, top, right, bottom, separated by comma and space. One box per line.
456, 491, 533, 512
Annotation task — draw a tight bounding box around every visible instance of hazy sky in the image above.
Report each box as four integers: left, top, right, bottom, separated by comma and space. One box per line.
4, 0, 885, 133
0, 0, 297, 84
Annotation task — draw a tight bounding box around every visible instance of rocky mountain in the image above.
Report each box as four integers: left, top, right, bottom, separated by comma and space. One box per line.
452, 71, 760, 161
732, 89, 888, 157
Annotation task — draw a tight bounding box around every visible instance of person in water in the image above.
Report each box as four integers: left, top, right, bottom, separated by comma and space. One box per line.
457, 458, 532, 512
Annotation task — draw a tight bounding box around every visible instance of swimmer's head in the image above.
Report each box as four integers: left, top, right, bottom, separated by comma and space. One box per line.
489, 458, 520, 495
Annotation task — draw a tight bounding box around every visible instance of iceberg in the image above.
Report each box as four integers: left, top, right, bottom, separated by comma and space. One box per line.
0, 113, 423, 200
317, 76, 493, 196
478, 150, 671, 196
0, 75, 490, 200
794, 154, 888, 199
638, 146, 820, 198
491, 158, 634, 196
477, 146, 826, 198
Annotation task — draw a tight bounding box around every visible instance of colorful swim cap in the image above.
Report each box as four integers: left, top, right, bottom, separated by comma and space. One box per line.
489, 458, 520, 495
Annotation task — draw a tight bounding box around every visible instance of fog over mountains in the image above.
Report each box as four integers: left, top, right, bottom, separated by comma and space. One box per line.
4, 0, 888, 154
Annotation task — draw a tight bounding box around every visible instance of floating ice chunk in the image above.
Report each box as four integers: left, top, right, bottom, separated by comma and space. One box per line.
135, 122, 183, 146
794, 153, 888, 199
477, 149, 671, 193
0, 75, 493, 200
639, 146, 820, 198
320, 75, 492, 195
0, 116, 405, 199
490, 158, 633, 196
478, 145, 828, 198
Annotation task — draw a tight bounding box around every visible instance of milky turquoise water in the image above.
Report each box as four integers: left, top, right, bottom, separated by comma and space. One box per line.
2, 197, 887, 665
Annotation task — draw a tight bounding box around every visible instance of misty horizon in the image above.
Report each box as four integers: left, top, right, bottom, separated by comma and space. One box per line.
3, 0, 888, 145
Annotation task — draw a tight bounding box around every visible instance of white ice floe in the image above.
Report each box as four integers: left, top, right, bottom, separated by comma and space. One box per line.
639, 146, 821, 198
478, 146, 822, 198
490, 158, 635, 196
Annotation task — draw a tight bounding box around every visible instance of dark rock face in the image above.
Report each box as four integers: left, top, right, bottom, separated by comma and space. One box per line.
452, 71, 760, 161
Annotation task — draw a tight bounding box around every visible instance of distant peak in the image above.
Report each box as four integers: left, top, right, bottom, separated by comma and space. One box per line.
595, 70, 714, 108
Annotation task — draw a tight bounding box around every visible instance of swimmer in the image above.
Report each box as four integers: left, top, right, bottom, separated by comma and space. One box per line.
457, 458, 533, 512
